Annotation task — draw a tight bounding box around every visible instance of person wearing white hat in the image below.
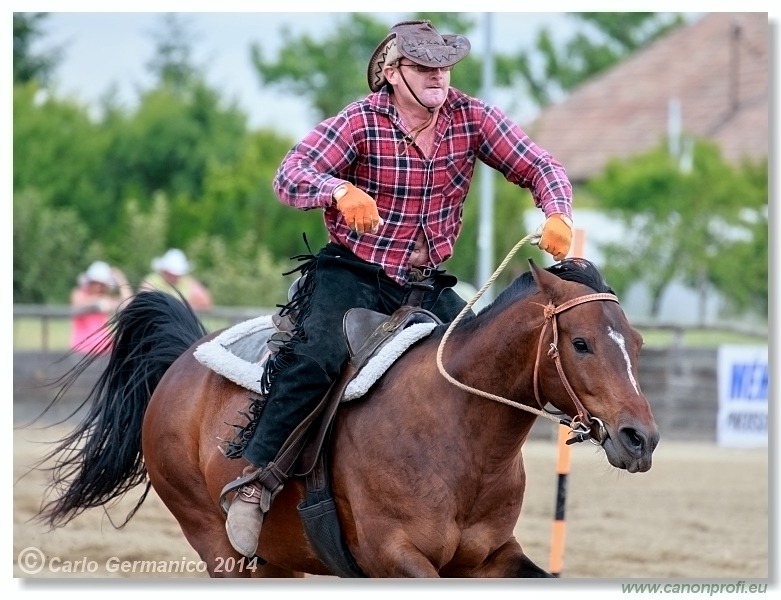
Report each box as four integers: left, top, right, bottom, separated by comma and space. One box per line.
222, 20, 575, 557
139, 248, 213, 311
69, 261, 133, 354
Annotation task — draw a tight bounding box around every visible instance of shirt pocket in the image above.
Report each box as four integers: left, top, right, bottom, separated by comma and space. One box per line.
441, 149, 477, 195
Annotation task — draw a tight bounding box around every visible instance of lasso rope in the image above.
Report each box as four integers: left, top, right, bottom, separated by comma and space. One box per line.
435, 232, 568, 426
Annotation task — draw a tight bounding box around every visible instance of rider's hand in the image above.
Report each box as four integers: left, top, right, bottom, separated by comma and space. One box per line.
538, 214, 573, 261
334, 183, 383, 234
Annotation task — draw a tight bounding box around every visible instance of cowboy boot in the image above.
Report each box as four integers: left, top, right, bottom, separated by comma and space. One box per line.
224, 466, 265, 557
223, 463, 287, 558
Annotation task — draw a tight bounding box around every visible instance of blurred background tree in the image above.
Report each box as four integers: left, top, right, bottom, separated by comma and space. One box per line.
588, 141, 767, 321
12, 11, 766, 329
13, 12, 62, 85
514, 12, 684, 108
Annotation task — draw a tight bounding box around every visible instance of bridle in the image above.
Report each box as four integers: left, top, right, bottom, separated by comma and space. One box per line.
531, 294, 619, 445
434, 233, 620, 446
436, 289, 619, 446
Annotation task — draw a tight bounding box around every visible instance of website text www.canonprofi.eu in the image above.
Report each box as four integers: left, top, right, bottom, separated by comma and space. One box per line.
621, 581, 769, 595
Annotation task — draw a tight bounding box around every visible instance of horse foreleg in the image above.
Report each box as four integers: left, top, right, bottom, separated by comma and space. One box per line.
150, 475, 251, 577
355, 540, 441, 577
185, 512, 255, 578
466, 539, 553, 578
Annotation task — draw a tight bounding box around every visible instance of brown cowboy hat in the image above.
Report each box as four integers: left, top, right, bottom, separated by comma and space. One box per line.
367, 20, 471, 92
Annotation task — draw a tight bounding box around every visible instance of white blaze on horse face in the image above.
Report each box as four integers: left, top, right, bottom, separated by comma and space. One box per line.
607, 327, 640, 395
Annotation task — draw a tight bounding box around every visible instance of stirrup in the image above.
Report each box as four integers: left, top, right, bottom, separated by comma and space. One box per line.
219, 467, 263, 516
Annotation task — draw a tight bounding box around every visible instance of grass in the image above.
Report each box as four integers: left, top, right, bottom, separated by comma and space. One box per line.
638, 327, 767, 349
13, 316, 236, 352
14, 318, 71, 352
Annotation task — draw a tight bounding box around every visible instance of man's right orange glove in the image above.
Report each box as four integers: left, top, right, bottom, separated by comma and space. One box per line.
538, 214, 573, 261
334, 183, 383, 235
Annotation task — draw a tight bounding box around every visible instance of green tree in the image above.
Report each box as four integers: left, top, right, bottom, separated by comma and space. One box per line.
516, 13, 684, 107
197, 129, 327, 258
13, 12, 62, 85
13, 191, 94, 303
103, 14, 249, 247
108, 84, 246, 207
146, 13, 201, 92
112, 194, 171, 288
13, 84, 114, 233
706, 161, 768, 317
588, 141, 767, 321
188, 233, 292, 307
12, 13, 299, 304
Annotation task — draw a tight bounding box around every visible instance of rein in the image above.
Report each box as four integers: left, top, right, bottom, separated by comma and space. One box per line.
434, 233, 618, 445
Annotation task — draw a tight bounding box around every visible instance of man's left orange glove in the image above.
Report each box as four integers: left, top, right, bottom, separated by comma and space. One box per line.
538, 214, 573, 261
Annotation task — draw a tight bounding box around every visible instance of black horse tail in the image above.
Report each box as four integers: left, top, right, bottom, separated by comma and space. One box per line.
37, 291, 208, 529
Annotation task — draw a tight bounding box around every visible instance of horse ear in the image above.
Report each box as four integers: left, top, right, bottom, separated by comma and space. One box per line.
529, 258, 560, 299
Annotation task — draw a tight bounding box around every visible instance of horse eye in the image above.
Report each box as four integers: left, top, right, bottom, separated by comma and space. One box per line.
573, 338, 589, 353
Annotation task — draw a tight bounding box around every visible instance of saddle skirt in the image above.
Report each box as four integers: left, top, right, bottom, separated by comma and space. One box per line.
193, 312, 437, 402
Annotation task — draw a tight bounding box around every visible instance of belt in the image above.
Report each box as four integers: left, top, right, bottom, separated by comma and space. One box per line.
409, 267, 434, 282
406, 267, 436, 307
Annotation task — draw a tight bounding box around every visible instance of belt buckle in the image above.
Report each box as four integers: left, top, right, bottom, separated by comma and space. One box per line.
410, 267, 433, 282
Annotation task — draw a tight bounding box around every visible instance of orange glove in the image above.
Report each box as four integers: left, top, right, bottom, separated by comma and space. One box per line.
334, 183, 383, 234
538, 214, 573, 261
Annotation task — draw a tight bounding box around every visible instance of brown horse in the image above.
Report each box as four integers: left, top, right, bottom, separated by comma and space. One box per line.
37, 258, 659, 578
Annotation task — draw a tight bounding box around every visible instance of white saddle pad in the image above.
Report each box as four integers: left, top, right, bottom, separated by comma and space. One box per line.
193, 316, 436, 401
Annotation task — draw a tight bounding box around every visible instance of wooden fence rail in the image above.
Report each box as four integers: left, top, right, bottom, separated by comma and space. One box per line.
13, 304, 767, 352
13, 304, 276, 352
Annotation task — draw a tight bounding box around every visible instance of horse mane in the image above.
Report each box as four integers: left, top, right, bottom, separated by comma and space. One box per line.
476, 257, 614, 319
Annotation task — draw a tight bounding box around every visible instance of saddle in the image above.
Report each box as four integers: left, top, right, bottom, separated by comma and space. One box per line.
268, 303, 441, 479
207, 278, 442, 575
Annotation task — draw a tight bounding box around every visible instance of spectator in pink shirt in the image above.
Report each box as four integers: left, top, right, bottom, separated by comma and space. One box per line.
69, 261, 133, 354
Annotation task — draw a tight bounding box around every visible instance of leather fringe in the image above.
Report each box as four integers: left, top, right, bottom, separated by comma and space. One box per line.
221, 238, 318, 459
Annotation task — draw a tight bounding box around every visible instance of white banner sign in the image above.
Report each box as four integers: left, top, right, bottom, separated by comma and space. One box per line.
717, 345, 768, 447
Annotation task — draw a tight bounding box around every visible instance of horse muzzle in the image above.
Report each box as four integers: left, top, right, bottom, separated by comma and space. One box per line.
602, 422, 660, 473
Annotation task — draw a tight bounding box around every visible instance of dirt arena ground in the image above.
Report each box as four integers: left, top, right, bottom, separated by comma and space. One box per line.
12, 423, 770, 582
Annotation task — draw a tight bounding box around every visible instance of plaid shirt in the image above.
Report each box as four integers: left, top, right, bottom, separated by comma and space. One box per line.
273, 87, 572, 285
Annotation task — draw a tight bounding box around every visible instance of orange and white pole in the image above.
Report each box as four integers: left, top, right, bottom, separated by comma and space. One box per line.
548, 227, 585, 577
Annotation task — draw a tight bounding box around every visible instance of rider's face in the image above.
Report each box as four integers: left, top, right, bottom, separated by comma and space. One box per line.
385, 61, 450, 109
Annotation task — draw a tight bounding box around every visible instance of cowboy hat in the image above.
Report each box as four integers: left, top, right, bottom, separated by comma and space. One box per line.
152, 248, 191, 276
82, 261, 115, 287
367, 20, 471, 92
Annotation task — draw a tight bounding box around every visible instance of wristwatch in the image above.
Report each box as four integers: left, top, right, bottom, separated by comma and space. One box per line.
333, 184, 349, 202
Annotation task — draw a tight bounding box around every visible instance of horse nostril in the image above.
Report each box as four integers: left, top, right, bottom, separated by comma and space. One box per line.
620, 427, 645, 455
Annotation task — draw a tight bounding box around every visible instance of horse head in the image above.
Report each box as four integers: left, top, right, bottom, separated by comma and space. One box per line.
529, 259, 659, 473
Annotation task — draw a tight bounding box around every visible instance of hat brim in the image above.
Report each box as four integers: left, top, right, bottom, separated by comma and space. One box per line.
152, 257, 190, 276
367, 32, 470, 92
367, 32, 397, 93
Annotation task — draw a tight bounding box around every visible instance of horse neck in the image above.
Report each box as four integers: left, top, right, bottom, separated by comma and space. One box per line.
440, 301, 543, 454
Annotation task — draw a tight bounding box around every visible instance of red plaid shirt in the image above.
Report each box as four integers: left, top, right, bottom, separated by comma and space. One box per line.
273, 87, 572, 285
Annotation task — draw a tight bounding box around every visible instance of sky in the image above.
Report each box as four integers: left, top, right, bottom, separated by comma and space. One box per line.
31, 11, 587, 140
